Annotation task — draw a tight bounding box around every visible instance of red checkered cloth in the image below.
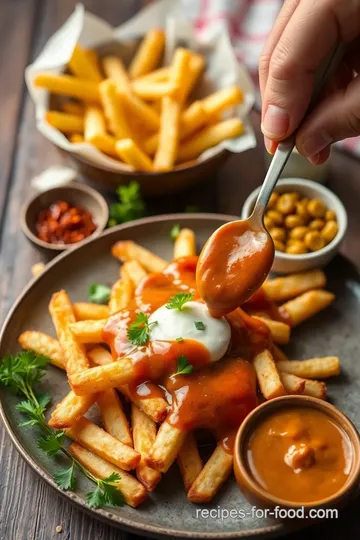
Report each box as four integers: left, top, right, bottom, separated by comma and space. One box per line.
184, 0, 359, 156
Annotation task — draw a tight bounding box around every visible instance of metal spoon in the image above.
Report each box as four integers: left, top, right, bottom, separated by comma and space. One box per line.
197, 44, 345, 317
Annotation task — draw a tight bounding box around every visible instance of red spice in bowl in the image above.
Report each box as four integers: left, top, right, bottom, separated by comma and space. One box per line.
36, 200, 97, 245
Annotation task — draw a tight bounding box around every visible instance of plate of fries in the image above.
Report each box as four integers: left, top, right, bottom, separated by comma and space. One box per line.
1, 214, 359, 538
26, 4, 256, 195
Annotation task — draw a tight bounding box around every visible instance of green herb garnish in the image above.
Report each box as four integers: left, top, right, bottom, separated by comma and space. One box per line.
174, 355, 193, 376
88, 283, 111, 304
0, 351, 124, 509
176, 337, 184, 342
170, 224, 181, 242
165, 292, 194, 311
108, 181, 145, 226
127, 312, 157, 346
195, 321, 205, 331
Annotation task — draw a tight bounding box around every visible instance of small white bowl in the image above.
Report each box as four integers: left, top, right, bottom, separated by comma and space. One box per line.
241, 178, 348, 274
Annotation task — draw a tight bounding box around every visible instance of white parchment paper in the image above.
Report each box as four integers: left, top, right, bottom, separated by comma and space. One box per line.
25, 0, 256, 172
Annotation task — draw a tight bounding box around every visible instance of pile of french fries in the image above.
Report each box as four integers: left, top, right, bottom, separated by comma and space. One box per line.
18, 229, 340, 507
34, 29, 244, 172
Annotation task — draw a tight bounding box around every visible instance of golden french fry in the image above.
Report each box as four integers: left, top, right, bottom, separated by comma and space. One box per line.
66, 417, 140, 470
112, 241, 167, 273
153, 97, 181, 171
177, 118, 243, 162
62, 101, 84, 115
187, 443, 233, 503
132, 404, 162, 491
45, 111, 84, 133
73, 303, 109, 321
129, 29, 165, 79
69, 319, 106, 344
302, 379, 327, 399
253, 349, 286, 400
177, 434, 202, 493
178, 53, 205, 103
277, 357, 340, 379
69, 133, 84, 143
146, 421, 186, 473
280, 290, 335, 326
201, 86, 243, 116
115, 139, 153, 172
49, 391, 97, 429
170, 48, 191, 101
131, 80, 178, 100
279, 372, 306, 394
134, 66, 169, 84
69, 443, 147, 507
18, 330, 65, 370
87, 346, 113, 366
263, 270, 327, 302
69, 358, 135, 395
97, 389, 133, 447
99, 79, 132, 139
120, 91, 160, 132
49, 290, 89, 374
121, 260, 147, 287
31, 262, 45, 278
84, 105, 106, 141
34, 73, 99, 102
109, 278, 133, 315
272, 344, 289, 363
68, 44, 103, 82
252, 316, 290, 345
174, 228, 196, 259
102, 55, 130, 92
90, 133, 118, 158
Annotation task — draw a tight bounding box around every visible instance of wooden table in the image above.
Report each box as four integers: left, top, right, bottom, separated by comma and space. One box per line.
1, 0, 360, 538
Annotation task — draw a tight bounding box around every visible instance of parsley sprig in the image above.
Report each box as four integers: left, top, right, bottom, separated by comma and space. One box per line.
165, 292, 194, 311
0, 351, 124, 509
88, 283, 111, 304
127, 312, 157, 346
170, 224, 181, 242
174, 355, 193, 376
108, 182, 145, 227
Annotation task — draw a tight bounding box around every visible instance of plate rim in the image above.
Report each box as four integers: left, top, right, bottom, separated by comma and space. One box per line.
0, 213, 284, 539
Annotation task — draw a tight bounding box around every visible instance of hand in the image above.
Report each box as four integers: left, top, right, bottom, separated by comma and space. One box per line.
259, 0, 360, 164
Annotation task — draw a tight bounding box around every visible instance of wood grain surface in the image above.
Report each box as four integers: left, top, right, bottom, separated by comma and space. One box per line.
0, 1, 360, 539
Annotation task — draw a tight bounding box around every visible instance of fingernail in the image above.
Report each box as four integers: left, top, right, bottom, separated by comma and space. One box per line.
264, 137, 277, 155
262, 105, 289, 139
300, 131, 332, 156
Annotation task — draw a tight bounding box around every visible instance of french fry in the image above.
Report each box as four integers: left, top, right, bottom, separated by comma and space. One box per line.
69, 443, 147, 507
68, 319, 106, 344
280, 290, 335, 326
153, 97, 181, 171
177, 118, 243, 162
177, 434, 202, 493
134, 66, 169, 84
97, 389, 133, 447
276, 357, 340, 379
120, 91, 160, 132
178, 53, 205, 103
73, 303, 110, 321
99, 79, 132, 139
69, 133, 84, 143
272, 344, 289, 363
129, 29, 165, 79
31, 262, 45, 277
146, 421, 186, 473
253, 349, 286, 400
201, 86, 243, 116
49, 290, 89, 374
69, 358, 135, 395
120, 260, 147, 287
34, 73, 99, 102
252, 316, 291, 345
62, 101, 84, 115
102, 55, 130, 92
263, 270, 327, 302
45, 111, 84, 133
68, 44, 103, 82
132, 404, 162, 491
49, 391, 97, 429
187, 443, 233, 503
18, 330, 64, 370
84, 105, 106, 141
109, 278, 133, 315
87, 346, 114, 366
65, 417, 140, 470
90, 133, 118, 158
174, 228, 196, 259
112, 241, 167, 273
170, 48, 191, 101
115, 139, 153, 172
131, 80, 178, 100
302, 379, 327, 399
279, 372, 306, 394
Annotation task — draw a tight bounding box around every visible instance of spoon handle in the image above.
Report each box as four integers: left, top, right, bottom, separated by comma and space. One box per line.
252, 42, 346, 221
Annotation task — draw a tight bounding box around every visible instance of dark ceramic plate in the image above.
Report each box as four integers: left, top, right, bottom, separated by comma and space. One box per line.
0, 214, 359, 539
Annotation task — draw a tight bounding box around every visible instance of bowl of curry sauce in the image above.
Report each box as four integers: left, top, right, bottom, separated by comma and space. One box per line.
234, 395, 360, 515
